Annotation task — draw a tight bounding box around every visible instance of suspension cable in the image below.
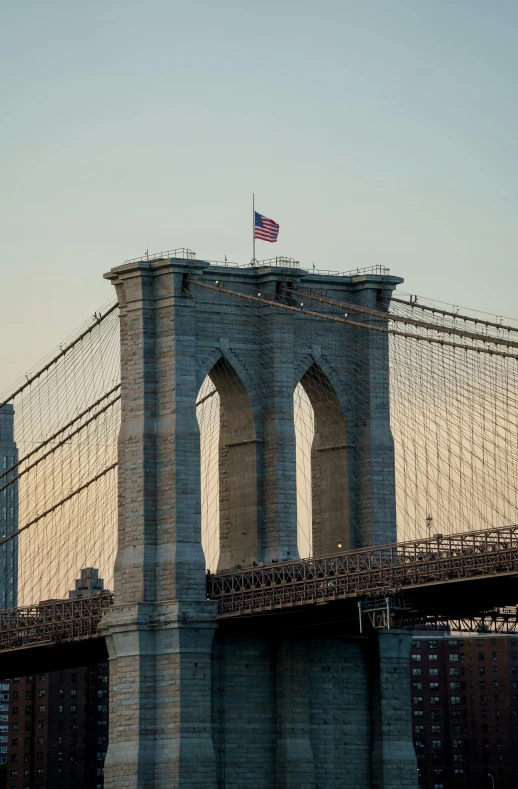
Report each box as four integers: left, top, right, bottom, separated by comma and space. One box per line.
0, 395, 120, 495
286, 288, 518, 351
0, 302, 118, 409
0, 463, 118, 550
0, 385, 121, 483
189, 280, 518, 360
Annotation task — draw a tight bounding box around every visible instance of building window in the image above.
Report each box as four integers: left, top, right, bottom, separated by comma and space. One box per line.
479, 667, 485, 675
453, 754, 464, 763
450, 682, 460, 690
431, 725, 441, 734
36, 721, 44, 730
429, 668, 439, 677
429, 640, 438, 649
38, 690, 45, 698
58, 705, 64, 713
452, 739, 463, 749
38, 706, 44, 713
415, 739, 425, 749
412, 654, 422, 663
412, 668, 422, 676
412, 682, 423, 691
451, 696, 461, 705
70, 705, 77, 714
413, 710, 424, 718
430, 696, 440, 704
449, 654, 459, 663
449, 668, 461, 676
478, 653, 485, 661
429, 682, 439, 691
413, 697, 423, 705
430, 711, 441, 720
492, 652, 497, 661
432, 739, 442, 749
480, 696, 487, 705
414, 725, 424, 734
429, 655, 438, 663
70, 689, 77, 698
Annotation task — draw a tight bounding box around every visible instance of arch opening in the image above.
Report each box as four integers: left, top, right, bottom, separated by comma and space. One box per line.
197, 357, 259, 573
296, 363, 349, 557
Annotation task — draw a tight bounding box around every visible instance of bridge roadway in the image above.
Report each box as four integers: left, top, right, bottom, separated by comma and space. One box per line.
1, 525, 518, 675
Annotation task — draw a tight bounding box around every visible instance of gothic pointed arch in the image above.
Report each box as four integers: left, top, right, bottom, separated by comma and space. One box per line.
198, 355, 260, 572
298, 362, 350, 556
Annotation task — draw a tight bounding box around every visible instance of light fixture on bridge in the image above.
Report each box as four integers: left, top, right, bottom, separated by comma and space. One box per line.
336, 538, 344, 550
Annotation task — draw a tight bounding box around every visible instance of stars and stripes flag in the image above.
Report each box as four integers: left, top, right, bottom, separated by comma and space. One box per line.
254, 211, 279, 243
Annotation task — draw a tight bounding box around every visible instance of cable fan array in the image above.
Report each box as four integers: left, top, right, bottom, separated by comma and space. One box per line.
2, 269, 518, 606
191, 277, 518, 567
0, 303, 121, 607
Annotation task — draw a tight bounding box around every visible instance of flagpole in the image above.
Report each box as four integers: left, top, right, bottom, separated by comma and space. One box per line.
252, 193, 256, 266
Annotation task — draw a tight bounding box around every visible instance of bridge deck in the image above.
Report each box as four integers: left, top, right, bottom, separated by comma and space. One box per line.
208, 525, 518, 617
1, 526, 518, 669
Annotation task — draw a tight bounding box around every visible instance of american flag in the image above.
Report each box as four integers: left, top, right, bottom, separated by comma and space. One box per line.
254, 211, 279, 243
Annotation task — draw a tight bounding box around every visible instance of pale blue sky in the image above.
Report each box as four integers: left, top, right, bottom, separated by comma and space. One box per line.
2, 0, 517, 388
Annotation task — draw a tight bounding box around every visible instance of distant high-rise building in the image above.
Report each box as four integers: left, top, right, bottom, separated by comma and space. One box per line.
0, 404, 18, 611
0, 404, 18, 771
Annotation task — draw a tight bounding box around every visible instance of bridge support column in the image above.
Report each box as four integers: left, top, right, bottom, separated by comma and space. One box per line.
260, 304, 299, 563
102, 261, 218, 788
371, 629, 417, 789
275, 639, 316, 789
351, 286, 398, 547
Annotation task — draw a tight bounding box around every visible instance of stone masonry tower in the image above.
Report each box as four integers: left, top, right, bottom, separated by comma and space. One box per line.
100, 256, 416, 788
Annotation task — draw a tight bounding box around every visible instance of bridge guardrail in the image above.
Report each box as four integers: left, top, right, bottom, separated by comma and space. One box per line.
207, 525, 518, 617
0, 593, 113, 651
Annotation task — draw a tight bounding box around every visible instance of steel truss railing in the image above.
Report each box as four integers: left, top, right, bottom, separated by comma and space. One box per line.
207, 525, 518, 617
0, 594, 113, 651
417, 609, 518, 634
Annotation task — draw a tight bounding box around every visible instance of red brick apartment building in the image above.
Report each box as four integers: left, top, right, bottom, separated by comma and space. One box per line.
1, 570, 109, 789
4, 665, 108, 789
410, 633, 518, 789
